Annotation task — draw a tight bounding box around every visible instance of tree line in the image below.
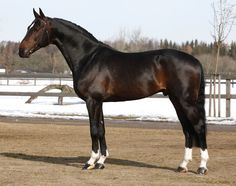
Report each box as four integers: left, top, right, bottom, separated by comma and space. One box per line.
0, 41, 69, 74
1, 34, 236, 74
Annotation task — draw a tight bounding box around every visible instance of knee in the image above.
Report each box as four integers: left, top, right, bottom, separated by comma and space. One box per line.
98, 126, 105, 138
193, 119, 205, 134
90, 125, 98, 137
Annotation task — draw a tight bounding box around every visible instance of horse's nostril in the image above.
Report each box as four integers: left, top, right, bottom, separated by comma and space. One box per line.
19, 48, 28, 58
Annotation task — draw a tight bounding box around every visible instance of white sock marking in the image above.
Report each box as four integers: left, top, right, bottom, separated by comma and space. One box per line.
179, 148, 192, 169
200, 149, 209, 168
87, 151, 100, 165
97, 150, 109, 164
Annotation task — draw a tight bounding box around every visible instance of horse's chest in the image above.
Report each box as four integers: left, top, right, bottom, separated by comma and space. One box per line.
73, 79, 88, 100
73, 77, 97, 99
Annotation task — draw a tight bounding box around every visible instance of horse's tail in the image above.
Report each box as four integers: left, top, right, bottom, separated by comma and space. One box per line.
197, 63, 206, 121
193, 63, 206, 147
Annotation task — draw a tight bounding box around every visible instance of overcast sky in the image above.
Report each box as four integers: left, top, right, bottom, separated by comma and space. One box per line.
0, 0, 236, 43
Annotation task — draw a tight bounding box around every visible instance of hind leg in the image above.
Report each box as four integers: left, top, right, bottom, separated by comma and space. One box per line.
178, 98, 209, 175
191, 116, 209, 175
177, 129, 194, 173
169, 96, 194, 173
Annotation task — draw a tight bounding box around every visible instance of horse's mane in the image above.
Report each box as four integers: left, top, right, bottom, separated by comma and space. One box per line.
53, 18, 115, 50
54, 18, 99, 43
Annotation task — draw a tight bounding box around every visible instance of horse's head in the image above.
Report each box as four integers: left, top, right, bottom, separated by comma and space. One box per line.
19, 8, 52, 58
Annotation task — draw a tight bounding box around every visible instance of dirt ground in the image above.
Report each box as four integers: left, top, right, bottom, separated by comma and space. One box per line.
0, 118, 236, 186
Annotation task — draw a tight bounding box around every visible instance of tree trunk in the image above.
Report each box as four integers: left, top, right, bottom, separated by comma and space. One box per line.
213, 43, 221, 117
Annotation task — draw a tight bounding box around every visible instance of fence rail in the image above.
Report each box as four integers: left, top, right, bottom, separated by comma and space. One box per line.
0, 73, 235, 117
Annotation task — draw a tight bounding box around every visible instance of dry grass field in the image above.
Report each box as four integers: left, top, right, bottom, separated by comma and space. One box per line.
0, 119, 235, 186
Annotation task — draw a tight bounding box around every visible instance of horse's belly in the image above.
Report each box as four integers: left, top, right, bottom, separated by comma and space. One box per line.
105, 81, 164, 102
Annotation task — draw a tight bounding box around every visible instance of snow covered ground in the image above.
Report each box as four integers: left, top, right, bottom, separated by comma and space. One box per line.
0, 79, 235, 125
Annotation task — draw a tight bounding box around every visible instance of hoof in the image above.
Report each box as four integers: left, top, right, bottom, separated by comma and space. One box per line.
176, 166, 188, 173
197, 167, 208, 175
82, 163, 95, 170
95, 163, 105, 169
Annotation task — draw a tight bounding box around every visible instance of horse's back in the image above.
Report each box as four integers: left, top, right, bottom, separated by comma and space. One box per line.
76, 47, 203, 102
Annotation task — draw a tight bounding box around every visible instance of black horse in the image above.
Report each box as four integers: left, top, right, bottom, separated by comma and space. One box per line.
19, 9, 209, 174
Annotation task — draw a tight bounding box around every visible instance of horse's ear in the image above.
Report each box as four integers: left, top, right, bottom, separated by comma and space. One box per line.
39, 8, 46, 19
33, 8, 40, 19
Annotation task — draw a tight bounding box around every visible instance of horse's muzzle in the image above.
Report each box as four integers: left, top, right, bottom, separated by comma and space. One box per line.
19, 48, 30, 58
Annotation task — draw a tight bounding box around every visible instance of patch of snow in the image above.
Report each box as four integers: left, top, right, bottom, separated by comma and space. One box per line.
0, 82, 235, 125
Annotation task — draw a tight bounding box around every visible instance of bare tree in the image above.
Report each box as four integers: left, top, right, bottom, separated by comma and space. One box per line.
111, 29, 128, 52
211, 0, 236, 117
212, 0, 236, 74
2, 42, 16, 73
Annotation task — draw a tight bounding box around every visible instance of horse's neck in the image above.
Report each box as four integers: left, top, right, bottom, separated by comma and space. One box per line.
52, 21, 99, 73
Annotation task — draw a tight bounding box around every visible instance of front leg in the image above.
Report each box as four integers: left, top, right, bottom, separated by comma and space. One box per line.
95, 109, 109, 169
82, 122, 100, 170
83, 98, 108, 170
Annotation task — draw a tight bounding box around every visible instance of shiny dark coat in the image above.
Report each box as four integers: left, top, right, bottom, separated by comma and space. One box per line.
19, 9, 207, 169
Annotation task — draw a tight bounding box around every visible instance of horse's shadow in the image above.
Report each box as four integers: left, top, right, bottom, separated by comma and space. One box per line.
0, 152, 177, 172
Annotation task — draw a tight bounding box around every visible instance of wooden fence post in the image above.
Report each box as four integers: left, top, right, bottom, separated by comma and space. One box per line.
7, 77, 9, 85
226, 79, 231, 117
209, 75, 212, 117
213, 74, 217, 117
218, 74, 221, 117
34, 77, 36, 86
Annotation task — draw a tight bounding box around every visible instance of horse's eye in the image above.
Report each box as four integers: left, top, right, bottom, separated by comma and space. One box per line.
34, 20, 42, 29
